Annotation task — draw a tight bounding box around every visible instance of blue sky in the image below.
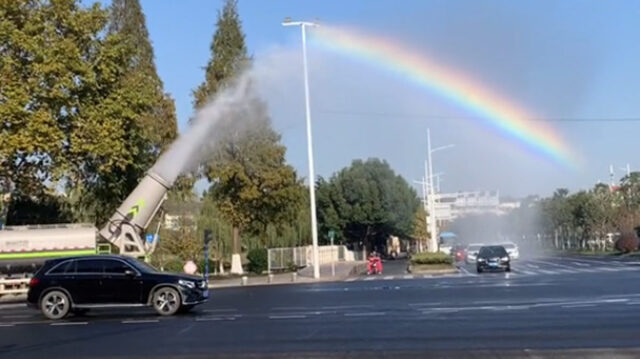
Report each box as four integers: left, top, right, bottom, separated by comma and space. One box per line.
136, 0, 640, 197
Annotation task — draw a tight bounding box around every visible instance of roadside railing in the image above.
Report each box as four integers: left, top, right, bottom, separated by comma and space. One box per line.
267, 245, 356, 272
0, 277, 30, 297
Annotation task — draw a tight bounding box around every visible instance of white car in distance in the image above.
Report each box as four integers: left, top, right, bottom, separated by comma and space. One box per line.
501, 242, 519, 260
465, 243, 484, 264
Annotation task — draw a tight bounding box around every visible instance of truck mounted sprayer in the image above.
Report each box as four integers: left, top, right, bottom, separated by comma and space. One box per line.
0, 168, 174, 277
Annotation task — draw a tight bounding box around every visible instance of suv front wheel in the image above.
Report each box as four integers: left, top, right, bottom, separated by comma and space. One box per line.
41, 290, 71, 320
152, 287, 181, 316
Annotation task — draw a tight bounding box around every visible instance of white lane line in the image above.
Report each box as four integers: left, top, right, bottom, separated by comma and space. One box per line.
526, 263, 540, 269
322, 305, 373, 310
344, 312, 385, 317
363, 277, 376, 281
409, 302, 442, 307
562, 304, 596, 308
51, 322, 88, 326
344, 277, 358, 282
422, 274, 433, 278
202, 308, 238, 313
518, 270, 537, 275
268, 315, 306, 319
598, 267, 621, 272
403, 275, 414, 279
536, 269, 557, 275
383, 275, 394, 280
0, 324, 15, 327
2, 314, 31, 319
196, 316, 236, 321
572, 262, 590, 267
121, 319, 159, 324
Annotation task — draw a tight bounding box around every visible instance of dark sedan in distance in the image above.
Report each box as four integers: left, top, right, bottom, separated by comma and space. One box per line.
27, 255, 208, 320
476, 245, 511, 273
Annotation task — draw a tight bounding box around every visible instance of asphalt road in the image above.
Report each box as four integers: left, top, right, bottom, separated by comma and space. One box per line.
3, 255, 640, 358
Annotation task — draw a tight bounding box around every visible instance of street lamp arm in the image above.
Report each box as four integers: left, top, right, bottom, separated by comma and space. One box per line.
431, 144, 455, 153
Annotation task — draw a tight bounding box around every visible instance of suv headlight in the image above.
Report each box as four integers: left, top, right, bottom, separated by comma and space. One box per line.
477, 258, 486, 262
179, 279, 195, 289
501, 256, 509, 261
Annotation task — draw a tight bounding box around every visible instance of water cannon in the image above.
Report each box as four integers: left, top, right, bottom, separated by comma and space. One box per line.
98, 171, 172, 258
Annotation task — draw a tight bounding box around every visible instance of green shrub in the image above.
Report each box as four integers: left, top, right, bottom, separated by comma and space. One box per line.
410, 252, 453, 265
247, 248, 268, 274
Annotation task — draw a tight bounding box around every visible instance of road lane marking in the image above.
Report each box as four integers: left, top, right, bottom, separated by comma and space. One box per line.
268, 315, 306, 319
562, 304, 596, 308
363, 277, 375, 281
0, 324, 15, 327
572, 262, 590, 267
196, 316, 236, 321
383, 276, 393, 280
344, 278, 357, 282
2, 314, 31, 319
202, 308, 238, 313
403, 275, 414, 279
526, 263, 540, 269
121, 319, 159, 324
322, 305, 373, 310
536, 269, 557, 275
344, 312, 385, 317
51, 322, 88, 326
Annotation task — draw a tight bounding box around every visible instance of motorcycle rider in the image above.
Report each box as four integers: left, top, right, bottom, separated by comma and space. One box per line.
367, 251, 383, 275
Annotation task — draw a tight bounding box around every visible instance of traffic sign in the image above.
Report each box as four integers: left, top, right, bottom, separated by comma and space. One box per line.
146, 234, 154, 243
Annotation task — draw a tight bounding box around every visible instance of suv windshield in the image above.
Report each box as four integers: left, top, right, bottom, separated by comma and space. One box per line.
479, 246, 508, 257
127, 258, 159, 273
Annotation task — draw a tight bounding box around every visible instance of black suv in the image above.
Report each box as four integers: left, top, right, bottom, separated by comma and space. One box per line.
476, 245, 511, 273
27, 255, 208, 320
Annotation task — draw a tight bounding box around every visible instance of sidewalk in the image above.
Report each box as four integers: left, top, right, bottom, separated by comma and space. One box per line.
209, 261, 367, 289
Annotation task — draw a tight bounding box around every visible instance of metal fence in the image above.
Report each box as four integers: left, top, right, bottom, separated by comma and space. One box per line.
267, 245, 355, 272
0, 277, 29, 297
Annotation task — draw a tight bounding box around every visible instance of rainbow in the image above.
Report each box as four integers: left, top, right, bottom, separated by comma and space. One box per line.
310, 25, 578, 167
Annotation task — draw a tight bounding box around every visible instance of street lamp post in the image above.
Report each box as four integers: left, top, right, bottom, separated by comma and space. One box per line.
283, 19, 320, 279
426, 129, 454, 253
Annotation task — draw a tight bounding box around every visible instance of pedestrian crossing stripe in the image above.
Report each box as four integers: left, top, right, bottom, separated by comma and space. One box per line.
344, 263, 638, 282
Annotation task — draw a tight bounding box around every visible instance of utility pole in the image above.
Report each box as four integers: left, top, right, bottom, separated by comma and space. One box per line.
282, 18, 320, 279
425, 129, 454, 253
427, 130, 437, 253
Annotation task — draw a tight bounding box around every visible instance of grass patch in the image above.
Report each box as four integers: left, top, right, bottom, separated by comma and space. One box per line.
410, 252, 452, 265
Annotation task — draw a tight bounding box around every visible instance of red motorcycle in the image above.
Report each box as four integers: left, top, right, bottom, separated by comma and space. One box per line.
367, 254, 383, 275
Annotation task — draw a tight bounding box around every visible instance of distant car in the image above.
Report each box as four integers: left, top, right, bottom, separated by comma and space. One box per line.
27, 255, 208, 320
501, 242, 519, 260
465, 244, 483, 264
451, 245, 466, 262
476, 245, 511, 273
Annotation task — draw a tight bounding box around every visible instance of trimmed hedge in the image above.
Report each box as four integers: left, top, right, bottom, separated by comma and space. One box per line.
247, 248, 268, 274
410, 252, 453, 265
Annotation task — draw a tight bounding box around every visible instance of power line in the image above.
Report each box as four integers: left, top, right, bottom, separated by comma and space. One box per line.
317, 110, 640, 123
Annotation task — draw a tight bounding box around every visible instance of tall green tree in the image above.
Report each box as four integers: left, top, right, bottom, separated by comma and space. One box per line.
69, 0, 179, 224
0, 0, 101, 206
192, 0, 247, 109
194, 0, 302, 270
316, 159, 420, 251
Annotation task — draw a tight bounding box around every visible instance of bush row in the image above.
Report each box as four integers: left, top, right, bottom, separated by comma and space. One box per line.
410, 252, 453, 265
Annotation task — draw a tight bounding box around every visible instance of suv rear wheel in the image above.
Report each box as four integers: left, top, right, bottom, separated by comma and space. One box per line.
152, 287, 181, 316
41, 290, 70, 320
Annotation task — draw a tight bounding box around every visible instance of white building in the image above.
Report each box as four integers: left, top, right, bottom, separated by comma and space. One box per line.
432, 191, 519, 225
